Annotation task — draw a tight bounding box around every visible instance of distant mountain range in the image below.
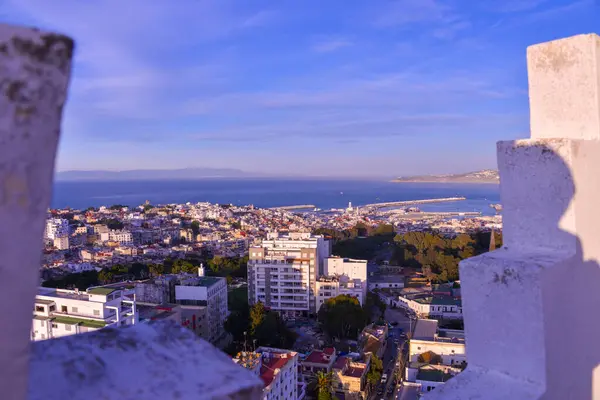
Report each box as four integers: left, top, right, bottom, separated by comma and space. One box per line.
55, 167, 260, 181
392, 169, 499, 184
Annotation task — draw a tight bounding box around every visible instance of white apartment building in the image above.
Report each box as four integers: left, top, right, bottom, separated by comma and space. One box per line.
248, 232, 331, 317
315, 257, 368, 312
316, 275, 366, 312
234, 347, 305, 400
324, 257, 367, 282
174, 269, 228, 343
45, 218, 69, 241
108, 229, 133, 245
53, 235, 69, 250
32, 286, 138, 341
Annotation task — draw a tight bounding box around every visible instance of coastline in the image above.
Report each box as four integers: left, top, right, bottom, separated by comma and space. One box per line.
390, 180, 499, 184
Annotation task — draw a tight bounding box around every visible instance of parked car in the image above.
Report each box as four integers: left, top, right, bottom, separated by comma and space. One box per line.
381, 373, 388, 384
391, 321, 399, 326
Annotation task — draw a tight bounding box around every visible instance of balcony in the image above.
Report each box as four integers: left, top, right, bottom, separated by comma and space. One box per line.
426, 33, 600, 400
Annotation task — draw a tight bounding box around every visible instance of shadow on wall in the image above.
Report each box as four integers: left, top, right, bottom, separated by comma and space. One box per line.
498, 140, 600, 400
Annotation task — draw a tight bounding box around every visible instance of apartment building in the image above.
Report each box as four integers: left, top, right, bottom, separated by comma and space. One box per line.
108, 229, 133, 245
44, 218, 69, 241
233, 347, 305, 400
247, 232, 331, 317
53, 235, 69, 250
316, 257, 368, 311
31, 286, 138, 341
174, 269, 228, 343
316, 276, 366, 312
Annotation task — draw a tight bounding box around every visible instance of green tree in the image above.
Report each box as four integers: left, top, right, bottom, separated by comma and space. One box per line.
314, 371, 335, 400
249, 302, 266, 335
318, 295, 368, 340
98, 269, 114, 283
172, 259, 197, 274
190, 220, 200, 235
149, 263, 164, 277
253, 312, 296, 348
129, 262, 149, 279
366, 354, 383, 392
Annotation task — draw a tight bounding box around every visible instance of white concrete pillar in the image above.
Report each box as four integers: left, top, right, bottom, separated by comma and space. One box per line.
0, 24, 74, 400
427, 33, 600, 400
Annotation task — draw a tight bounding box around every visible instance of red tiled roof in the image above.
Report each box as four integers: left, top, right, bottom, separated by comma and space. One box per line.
260, 355, 293, 388
304, 348, 335, 365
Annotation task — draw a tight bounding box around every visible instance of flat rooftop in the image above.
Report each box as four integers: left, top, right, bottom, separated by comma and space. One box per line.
37, 287, 91, 301
412, 319, 438, 341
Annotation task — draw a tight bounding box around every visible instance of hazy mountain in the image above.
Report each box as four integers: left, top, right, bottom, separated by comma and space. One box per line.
55, 167, 260, 181
392, 169, 499, 184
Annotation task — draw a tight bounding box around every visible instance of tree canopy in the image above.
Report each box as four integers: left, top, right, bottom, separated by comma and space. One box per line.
318, 295, 368, 340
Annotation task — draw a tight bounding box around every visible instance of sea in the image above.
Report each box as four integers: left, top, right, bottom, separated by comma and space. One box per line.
51, 179, 501, 216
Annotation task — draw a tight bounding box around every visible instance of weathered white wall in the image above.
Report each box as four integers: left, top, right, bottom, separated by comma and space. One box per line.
0, 23, 74, 400
426, 33, 600, 400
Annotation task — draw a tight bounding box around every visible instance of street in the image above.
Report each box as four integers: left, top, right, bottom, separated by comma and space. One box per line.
369, 307, 416, 399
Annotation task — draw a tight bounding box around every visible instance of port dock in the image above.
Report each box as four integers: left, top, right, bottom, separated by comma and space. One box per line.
364, 197, 466, 209
268, 204, 316, 211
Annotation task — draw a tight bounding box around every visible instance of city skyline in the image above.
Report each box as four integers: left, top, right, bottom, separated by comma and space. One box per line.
1, 0, 598, 177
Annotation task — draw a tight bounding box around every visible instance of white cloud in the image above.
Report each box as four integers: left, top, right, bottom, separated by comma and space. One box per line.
312, 38, 353, 53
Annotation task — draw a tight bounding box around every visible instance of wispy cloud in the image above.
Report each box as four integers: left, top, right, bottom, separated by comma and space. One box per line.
312, 38, 353, 53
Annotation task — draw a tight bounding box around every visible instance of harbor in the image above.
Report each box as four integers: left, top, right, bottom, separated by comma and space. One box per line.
363, 197, 467, 209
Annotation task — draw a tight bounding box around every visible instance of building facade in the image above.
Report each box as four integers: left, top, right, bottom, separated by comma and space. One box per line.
316, 257, 368, 312
44, 218, 69, 241
53, 235, 69, 250
31, 286, 138, 341
248, 232, 331, 317
234, 347, 305, 400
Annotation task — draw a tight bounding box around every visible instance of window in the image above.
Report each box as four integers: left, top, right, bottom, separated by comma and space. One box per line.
41, 334, 45, 339
35, 306, 45, 312
93, 310, 100, 316
49, 305, 55, 312
52, 323, 58, 328
65, 325, 72, 331
61, 306, 67, 313
71, 307, 78, 313
40, 320, 45, 327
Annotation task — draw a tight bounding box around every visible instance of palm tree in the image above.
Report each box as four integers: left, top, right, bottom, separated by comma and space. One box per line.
314, 371, 335, 400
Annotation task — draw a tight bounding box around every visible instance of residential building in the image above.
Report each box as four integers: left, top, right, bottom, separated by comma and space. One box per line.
248, 232, 331, 317
406, 319, 466, 393
396, 294, 462, 319
31, 286, 137, 341
53, 235, 69, 250
108, 229, 133, 245
324, 257, 367, 281
316, 257, 368, 311
44, 218, 68, 241
331, 356, 370, 399
234, 347, 305, 400
315, 275, 366, 312
174, 269, 227, 343
301, 347, 337, 379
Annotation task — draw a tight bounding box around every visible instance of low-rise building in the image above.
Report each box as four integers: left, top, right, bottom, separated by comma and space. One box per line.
406, 319, 466, 393
31, 285, 137, 341
234, 347, 305, 400
331, 356, 370, 399
108, 229, 133, 245
316, 275, 366, 312
301, 347, 337, 379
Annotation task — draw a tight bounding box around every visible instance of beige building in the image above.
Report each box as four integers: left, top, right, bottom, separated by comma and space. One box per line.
248, 232, 330, 317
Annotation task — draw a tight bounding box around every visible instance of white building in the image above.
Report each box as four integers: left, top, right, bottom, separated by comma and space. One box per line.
248, 232, 331, 317
324, 257, 367, 282
44, 218, 69, 241
108, 229, 133, 245
233, 347, 305, 400
406, 319, 466, 393
396, 295, 462, 319
53, 235, 69, 250
174, 270, 228, 343
31, 286, 138, 341
316, 275, 367, 312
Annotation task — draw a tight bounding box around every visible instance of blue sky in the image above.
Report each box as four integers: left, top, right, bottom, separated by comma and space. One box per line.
1, 0, 598, 177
